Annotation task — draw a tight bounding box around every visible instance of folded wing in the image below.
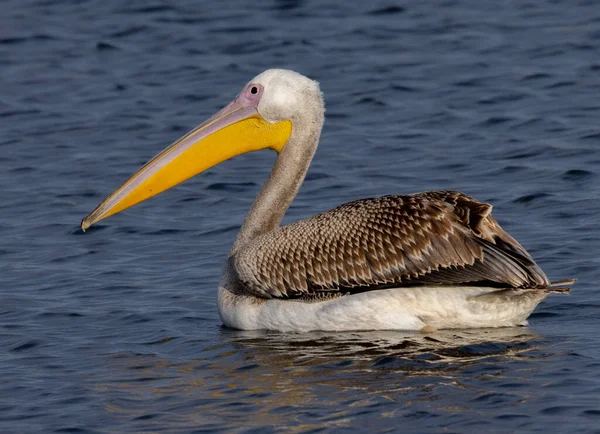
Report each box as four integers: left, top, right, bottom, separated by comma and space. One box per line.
233, 191, 550, 299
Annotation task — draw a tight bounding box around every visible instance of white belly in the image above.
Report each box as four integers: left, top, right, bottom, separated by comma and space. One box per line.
217, 286, 549, 332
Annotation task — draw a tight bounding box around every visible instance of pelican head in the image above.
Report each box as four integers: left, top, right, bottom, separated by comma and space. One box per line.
253, 69, 323, 124
81, 69, 323, 231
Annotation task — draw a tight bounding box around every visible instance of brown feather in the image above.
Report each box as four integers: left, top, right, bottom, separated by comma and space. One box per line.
232, 191, 551, 299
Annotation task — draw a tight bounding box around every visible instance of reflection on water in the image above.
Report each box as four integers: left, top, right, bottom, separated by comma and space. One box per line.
99, 328, 548, 431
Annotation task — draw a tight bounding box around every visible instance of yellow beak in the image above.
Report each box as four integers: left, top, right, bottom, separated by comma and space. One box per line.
81, 91, 292, 231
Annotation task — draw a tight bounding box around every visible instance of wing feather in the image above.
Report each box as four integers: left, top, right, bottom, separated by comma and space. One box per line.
233, 191, 550, 299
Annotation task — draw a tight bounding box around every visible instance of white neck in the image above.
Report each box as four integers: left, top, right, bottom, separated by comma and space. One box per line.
230, 109, 324, 254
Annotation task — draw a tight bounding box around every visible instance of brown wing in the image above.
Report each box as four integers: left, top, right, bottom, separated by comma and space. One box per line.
232, 191, 550, 299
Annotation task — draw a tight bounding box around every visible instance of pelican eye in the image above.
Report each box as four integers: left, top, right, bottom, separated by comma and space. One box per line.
250, 86, 258, 95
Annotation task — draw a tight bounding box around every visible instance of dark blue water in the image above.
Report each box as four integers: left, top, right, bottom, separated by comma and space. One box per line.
2, 0, 599, 432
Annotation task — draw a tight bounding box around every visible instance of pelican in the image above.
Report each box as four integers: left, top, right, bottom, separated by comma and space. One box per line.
82, 69, 574, 332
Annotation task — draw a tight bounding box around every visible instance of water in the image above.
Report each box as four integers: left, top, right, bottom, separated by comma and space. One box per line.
1, 0, 599, 432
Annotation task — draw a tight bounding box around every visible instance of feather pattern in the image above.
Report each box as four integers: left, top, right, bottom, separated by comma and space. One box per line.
232, 191, 550, 299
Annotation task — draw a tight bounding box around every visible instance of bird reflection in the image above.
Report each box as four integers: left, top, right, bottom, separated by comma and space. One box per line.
98, 328, 547, 431
222, 327, 541, 366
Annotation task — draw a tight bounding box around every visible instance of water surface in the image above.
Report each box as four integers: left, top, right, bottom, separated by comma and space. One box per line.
1, 0, 599, 432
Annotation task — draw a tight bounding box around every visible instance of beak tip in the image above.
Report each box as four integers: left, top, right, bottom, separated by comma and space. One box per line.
81, 217, 91, 232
